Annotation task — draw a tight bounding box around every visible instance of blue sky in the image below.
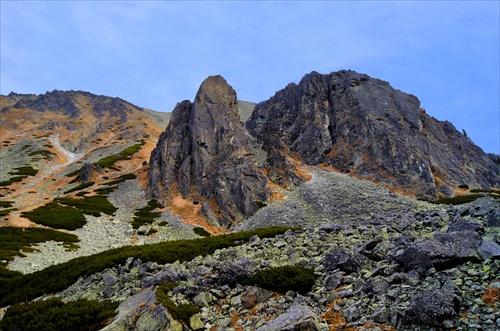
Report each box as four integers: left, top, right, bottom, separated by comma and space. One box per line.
1, 1, 499, 153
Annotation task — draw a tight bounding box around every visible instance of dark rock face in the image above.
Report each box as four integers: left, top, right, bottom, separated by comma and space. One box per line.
148, 76, 270, 226
396, 230, 482, 273
406, 286, 460, 327
76, 163, 103, 183
246, 70, 500, 198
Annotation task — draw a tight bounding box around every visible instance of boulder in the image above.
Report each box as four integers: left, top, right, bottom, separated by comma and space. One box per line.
101, 287, 182, 331
321, 249, 359, 273
396, 230, 482, 273
256, 305, 324, 331
478, 241, 500, 260
405, 287, 460, 327
488, 209, 500, 227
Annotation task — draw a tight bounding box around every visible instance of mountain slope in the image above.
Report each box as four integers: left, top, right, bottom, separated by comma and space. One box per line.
0, 90, 169, 226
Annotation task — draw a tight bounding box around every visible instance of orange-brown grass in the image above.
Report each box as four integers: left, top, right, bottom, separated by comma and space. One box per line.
482, 284, 500, 307
322, 301, 349, 330
164, 188, 228, 235
230, 311, 244, 331
286, 154, 313, 181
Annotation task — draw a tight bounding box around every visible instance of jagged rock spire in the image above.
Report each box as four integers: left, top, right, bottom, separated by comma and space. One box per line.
148, 76, 270, 227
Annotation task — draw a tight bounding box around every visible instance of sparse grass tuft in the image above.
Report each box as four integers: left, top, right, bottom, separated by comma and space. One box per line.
156, 284, 200, 324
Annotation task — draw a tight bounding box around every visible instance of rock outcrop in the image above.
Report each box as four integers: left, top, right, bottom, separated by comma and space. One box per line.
148, 76, 270, 227
246, 70, 500, 198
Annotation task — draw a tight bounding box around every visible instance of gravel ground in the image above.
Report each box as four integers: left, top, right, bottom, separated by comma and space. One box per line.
237, 168, 439, 231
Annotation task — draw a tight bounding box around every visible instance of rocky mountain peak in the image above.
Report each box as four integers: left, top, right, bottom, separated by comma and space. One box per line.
148, 76, 270, 228
247, 70, 500, 198
195, 75, 238, 107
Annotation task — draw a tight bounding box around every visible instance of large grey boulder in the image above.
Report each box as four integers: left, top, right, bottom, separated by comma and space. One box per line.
256, 305, 326, 331
396, 230, 482, 273
405, 286, 460, 327
102, 287, 182, 331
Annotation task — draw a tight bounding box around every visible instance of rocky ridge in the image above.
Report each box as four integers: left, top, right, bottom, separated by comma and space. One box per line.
55, 197, 500, 330
246, 70, 500, 198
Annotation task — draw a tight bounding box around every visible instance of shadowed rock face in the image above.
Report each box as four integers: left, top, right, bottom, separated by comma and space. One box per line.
148, 75, 270, 226
246, 70, 500, 198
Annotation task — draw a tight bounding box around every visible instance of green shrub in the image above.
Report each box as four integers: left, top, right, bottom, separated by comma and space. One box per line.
132, 199, 161, 229
428, 194, 484, 205
93, 141, 144, 168
104, 173, 137, 186
65, 168, 83, 178
193, 227, 211, 237
470, 188, 490, 193
245, 265, 317, 295
0, 176, 26, 187
156, 284, 200, 324
0, 227, 79, 280
28, 149, 55, 159
64, 182, 95, 194
21, 202, 86, 230
9, 166, 38, 176
0, 298, 118, 331
0, 226, 294, 306
458, 184, 469, 190
0, 208, 15, 217
0, 200, 14, 208
56, 196, 117, 217
94, 186, 118, 196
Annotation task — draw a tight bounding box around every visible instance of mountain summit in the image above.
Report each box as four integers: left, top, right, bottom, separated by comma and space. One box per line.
148, 76, 270, 228
247, 70, 499, 198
